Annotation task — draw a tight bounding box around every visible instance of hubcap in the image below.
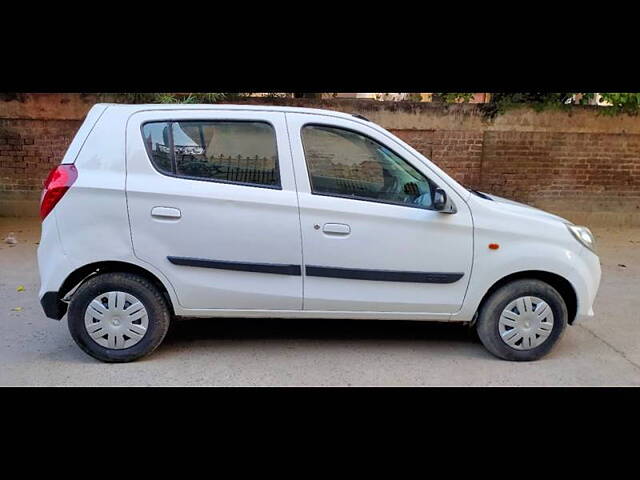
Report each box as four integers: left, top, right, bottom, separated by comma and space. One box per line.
84, 291, 149, 349
498, 296, 554, 350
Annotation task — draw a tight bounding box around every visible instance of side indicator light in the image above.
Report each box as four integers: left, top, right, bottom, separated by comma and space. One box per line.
488, 243, 500, 250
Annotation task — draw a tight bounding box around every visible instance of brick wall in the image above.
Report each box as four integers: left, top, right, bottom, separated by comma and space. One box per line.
0, 118, 82, 215
1, 94, 639, 226
392, 130, 484, 188
481, 131, 640, 204
393, 128, 640, 210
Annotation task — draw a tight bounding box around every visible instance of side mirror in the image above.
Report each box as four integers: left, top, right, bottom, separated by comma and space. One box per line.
433, 187, 447, 211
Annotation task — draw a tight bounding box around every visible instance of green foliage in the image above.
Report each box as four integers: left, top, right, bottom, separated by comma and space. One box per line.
595, 93, 640, 115
104, 93, 157, 103
480, 93, 640, 119
435, 93, 475, 103
404, 93, 424, 102
374, 93, 423, 102
153, 94, 182, 104
157, 93, 228, 104
101, 92, 640, 117
435, 92, 640, 118
102, 93, 233, 104
478, 93, 574, 119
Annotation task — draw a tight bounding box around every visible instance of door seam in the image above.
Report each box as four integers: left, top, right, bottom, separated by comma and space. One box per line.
284, 112, 306, 310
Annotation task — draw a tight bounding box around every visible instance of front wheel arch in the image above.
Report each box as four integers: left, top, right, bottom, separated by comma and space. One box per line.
475, 271, 577, 325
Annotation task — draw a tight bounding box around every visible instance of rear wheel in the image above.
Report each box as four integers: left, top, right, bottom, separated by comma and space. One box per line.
67, 272, 171, 363
476, 279, 568, 361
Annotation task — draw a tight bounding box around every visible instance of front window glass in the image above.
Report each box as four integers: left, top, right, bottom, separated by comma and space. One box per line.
301, 125, 436, 208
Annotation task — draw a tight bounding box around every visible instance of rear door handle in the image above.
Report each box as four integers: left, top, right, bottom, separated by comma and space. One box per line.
323, 223, 351, 235
151, 206, 182, 219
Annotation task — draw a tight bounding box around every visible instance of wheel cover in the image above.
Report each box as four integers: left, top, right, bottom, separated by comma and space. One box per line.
498, 296, 554, 350
84, 291, 149, 349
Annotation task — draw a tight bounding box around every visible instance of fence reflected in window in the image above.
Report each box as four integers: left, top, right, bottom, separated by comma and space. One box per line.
142, 121, 280, 188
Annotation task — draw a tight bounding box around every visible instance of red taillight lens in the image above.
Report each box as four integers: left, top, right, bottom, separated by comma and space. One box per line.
40, 164, 78, 221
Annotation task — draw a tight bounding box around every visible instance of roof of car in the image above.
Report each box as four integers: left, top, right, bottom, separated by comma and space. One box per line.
96, 103, 370, 122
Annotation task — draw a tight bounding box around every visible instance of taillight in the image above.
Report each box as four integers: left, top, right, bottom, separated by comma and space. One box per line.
40, 164, 78, 221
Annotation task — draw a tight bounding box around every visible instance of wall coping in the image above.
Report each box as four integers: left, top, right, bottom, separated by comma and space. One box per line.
1, 94, 640, 134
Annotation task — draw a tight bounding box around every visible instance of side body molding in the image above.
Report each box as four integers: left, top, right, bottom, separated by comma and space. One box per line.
168, 256, 464, 284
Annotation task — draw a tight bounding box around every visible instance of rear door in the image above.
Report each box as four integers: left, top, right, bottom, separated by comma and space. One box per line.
126, 109, 303, 312
286, 113, 473, 316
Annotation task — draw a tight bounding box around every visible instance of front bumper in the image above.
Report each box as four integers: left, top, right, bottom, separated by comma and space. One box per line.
572, 248, 601, 324
573, 307, 595, 324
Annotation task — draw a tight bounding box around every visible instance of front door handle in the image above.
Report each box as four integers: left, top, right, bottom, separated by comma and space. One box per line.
151, 206, 182, 219
322, 223, 351, 235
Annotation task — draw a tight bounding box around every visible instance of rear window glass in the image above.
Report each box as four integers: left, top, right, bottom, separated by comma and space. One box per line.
142, 121, 280, 188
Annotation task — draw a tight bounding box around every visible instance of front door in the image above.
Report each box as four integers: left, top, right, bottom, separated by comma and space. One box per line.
126, 110, 303, 312
286, 113, 473, 315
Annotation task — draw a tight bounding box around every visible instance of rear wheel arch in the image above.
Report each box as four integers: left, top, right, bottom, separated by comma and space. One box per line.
475, 270, 578, 325
59, 261, 176, 316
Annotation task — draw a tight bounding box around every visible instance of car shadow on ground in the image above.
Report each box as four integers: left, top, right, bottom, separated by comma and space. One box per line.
45, 318, 486, 366
164, 317, 481, 345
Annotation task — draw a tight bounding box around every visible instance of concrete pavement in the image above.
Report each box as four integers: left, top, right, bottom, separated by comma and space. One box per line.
1, 217, 639, 386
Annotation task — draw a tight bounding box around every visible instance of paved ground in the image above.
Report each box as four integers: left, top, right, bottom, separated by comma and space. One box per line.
1, 217, 639, 386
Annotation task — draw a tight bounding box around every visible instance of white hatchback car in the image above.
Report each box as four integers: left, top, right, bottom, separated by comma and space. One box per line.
37, 104, 601, 363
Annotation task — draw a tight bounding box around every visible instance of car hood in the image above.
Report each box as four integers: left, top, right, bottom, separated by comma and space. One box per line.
482, 193, 571, 224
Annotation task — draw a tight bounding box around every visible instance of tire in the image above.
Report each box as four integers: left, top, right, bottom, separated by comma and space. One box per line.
67, 272, 171, 363
476, 279, 568, 361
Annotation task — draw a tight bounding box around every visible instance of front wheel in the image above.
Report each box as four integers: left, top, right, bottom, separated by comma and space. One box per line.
67, 272, 171, 363
476, 279, 568, 361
